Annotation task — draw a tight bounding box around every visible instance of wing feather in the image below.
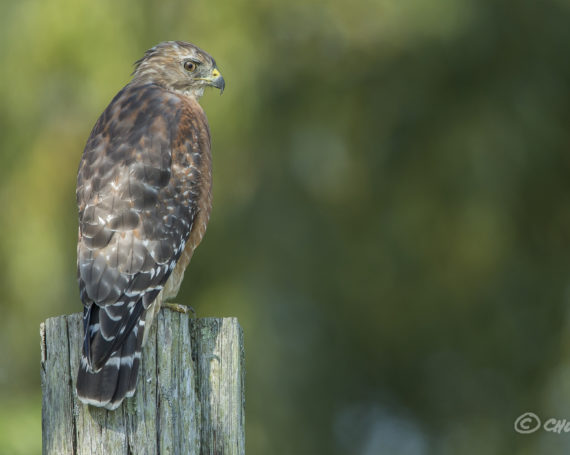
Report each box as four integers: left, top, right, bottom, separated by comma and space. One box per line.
76, 83, 206, 374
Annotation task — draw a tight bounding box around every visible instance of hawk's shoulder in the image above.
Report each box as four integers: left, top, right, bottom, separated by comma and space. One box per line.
76, 81, 210, 307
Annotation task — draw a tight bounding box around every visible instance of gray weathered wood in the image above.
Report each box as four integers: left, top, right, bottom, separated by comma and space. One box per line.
41, 311, 245, 455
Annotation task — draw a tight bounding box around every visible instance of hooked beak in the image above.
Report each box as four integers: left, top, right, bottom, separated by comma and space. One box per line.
208, 68, 225, 94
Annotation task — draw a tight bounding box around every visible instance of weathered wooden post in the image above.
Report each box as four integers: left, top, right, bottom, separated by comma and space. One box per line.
40, 310, 245, 455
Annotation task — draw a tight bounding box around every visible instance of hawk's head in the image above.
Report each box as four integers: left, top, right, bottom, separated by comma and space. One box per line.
133, 41, 225, 98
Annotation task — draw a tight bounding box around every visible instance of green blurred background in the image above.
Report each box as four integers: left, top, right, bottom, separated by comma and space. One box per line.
1, 0, 569, 453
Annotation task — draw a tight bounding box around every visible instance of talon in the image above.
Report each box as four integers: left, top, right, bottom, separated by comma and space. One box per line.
162, 303, 196, 316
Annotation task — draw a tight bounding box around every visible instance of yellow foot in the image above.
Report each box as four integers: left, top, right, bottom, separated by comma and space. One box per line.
162, 302, 196, 316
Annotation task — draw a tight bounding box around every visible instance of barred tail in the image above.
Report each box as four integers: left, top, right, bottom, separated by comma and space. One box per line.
76, 307, 146, 410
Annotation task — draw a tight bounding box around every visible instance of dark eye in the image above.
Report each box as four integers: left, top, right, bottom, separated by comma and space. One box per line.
184, 61, 197, 72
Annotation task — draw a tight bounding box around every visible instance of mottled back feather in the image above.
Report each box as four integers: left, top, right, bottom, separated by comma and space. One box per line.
76, 81, 211, 409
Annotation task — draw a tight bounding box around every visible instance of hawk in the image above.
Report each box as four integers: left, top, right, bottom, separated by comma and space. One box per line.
75, 41, 224, 410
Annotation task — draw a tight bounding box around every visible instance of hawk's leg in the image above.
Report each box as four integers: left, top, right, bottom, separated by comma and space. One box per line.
161, 302, 196, 317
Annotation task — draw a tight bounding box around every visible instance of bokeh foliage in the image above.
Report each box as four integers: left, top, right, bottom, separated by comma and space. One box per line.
0, 0, 569, 453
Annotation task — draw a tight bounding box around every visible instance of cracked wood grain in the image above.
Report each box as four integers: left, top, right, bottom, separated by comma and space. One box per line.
41, 311, 244, 455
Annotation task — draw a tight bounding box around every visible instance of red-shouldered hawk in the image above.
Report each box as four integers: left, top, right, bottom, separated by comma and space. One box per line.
75, 41, 224, 410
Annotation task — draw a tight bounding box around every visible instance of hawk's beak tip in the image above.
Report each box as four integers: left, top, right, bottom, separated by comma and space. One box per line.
214, 75, 225, 95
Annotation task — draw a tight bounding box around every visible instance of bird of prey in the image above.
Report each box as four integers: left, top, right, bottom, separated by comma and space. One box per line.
75, 41, 224, 410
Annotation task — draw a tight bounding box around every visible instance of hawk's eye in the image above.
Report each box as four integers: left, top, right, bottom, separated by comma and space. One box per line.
184, 61, 197, 72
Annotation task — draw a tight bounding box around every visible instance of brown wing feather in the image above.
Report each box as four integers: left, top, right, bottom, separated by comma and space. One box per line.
76, 82, 210, 409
